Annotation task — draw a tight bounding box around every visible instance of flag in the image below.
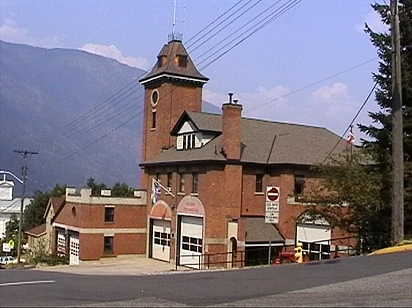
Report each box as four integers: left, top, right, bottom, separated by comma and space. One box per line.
151, 178, 161, 204
347, 126, 355, 145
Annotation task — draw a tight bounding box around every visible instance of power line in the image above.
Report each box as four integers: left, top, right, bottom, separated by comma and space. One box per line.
62, 110, 144, 161
321, 81, 378, 164
245, 57, 378, 114
21, 0, 362, 193
37, 1, 286, 150
39, 0, 289, 147
40, 79, 144, 143
198, 0, 301, 70
187, 0, 261, 52
185, 0, 246, 45
194, 0, 282, 62
47, 87, 144, 143
0, 199, 21, 214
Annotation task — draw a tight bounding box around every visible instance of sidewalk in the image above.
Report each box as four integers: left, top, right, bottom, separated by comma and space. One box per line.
31, 256, 196, 276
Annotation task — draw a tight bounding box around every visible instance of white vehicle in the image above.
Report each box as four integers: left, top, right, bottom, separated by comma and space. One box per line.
0, 256, 25, 265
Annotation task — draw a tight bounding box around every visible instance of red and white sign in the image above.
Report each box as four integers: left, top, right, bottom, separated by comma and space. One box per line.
266, 186, 279, 202
265, 186, 280, 224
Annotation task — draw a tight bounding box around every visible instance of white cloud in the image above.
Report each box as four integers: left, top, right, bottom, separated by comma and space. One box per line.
311, 82, 354, 117
0, 24, 64, 47
357, 9, 389, 33
80, 43, 150, 70
311, 82, 347, 103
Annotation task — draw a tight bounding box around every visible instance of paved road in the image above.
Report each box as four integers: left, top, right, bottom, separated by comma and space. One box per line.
1, 251, 411, 307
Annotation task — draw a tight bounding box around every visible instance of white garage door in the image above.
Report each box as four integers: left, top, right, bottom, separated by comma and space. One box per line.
69, 236, 79, 265
152, 219, 171, 262
297, 223, 331, 260
180, 216, 203, 269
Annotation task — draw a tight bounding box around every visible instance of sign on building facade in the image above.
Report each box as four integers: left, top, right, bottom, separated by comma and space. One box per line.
265, 186, 280, 224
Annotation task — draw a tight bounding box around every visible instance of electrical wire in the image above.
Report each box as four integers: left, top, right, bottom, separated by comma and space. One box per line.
40, 80, 144, 143
185, 0, 246, 45
42, 0, 288, 146
16, 0, 364, 191
245, 57, 378, 114
198, 0, 301, 70
37, 1, 291, 148
194, 0, 284, 63
187, 0, 261, 52
321, 81, 378, 164
62, 109, 144, 161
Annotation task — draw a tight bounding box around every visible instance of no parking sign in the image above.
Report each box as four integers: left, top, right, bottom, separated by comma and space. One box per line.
265, 186, 280, 224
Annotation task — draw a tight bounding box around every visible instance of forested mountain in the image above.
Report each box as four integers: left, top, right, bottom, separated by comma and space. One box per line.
0, 40, 219, 194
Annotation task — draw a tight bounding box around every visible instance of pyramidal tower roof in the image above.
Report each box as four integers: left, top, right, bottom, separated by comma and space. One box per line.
139, 39, 209, 85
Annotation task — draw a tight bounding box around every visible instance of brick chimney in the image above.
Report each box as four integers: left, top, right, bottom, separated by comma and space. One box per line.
221, 93, 242, 160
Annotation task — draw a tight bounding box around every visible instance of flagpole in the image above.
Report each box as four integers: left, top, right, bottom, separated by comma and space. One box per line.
350, 125, 353, 158
154, 178, 175, 198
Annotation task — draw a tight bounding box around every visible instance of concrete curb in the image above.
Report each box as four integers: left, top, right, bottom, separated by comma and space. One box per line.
368, 244, 412, 255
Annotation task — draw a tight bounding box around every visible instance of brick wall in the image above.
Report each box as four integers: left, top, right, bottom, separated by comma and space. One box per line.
141, 82, 203, 165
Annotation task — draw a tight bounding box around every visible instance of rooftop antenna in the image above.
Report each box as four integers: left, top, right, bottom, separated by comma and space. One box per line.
169, 0, 183, 42
172, 0, 177, 35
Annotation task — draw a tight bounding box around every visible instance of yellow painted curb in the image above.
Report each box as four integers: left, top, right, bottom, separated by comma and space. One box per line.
369, 244, 412, 255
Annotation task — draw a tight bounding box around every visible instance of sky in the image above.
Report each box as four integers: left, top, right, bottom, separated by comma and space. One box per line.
0, 0, 388, 142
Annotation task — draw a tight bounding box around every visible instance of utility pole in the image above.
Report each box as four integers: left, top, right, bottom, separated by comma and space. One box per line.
390, 0, 404, 245
14, 149, 38, 263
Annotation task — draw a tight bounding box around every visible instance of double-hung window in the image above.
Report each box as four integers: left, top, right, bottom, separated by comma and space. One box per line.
294, 175, 305, 195
179, 173, 185, 193
104, 236, 114, 254
255, 174, 263, 193
105, 207, 114, 223
192, 172, 199, 193
167, 172, 172, 190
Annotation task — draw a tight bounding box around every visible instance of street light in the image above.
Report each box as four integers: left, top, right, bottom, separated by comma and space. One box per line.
0, 170, 23, 184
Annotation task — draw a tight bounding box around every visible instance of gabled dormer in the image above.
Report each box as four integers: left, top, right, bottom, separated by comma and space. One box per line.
171, 111, 221, 151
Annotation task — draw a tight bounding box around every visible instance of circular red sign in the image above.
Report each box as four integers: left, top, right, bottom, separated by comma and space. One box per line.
267, 187, 279, 201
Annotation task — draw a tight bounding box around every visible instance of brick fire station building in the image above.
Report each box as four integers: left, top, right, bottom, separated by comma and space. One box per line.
138, 38, 350, 268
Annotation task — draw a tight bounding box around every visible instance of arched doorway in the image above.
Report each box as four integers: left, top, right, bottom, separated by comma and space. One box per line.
149, 201, 172, 262
176, 196, 205, 269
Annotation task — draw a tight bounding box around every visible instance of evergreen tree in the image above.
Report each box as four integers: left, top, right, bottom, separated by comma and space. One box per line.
22, 184, 66, 232
86, 178, 134, 197
86, 177, 107, 196
112, 182, 135, 197
359, 0, 412, 236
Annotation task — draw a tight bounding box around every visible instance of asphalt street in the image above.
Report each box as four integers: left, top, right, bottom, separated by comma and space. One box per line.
0, 251, 411, 307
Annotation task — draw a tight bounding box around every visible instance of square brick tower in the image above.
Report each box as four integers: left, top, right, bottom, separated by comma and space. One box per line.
139, 38, 208, 188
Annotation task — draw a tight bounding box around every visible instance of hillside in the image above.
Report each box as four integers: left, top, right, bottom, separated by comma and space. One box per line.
0, 40, 219, 193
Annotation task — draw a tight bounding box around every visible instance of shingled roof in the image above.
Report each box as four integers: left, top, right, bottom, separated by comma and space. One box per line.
245, 217, 284, 242
141, 111, 348, 167
139, 39, 208, 84
43, 196, 65, 220
25, 223, 46, 237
